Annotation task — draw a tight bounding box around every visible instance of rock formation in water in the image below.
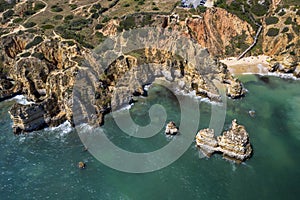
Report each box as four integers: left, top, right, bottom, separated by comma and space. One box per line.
195, 119, 252, 162
165, 121, 179, 135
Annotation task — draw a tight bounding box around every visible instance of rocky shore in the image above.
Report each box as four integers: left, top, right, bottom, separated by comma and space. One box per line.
196, 119, 252, 162
0, 30, 246, 134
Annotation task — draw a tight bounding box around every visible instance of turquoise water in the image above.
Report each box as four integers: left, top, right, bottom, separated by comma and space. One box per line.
1, 75, 300, 199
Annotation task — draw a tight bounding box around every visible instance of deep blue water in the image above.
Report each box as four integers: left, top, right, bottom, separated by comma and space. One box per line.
1, 75, 300, 200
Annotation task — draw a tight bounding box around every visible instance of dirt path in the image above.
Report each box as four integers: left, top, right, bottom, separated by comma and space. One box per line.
24, 0, 48, 23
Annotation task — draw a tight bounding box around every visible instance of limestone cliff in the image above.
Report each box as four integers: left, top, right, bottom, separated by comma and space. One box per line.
0, 28, 245, 134
186, 7, 255, 57
0, 32, 83, 133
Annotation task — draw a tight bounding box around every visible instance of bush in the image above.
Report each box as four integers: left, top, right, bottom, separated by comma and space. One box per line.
32, 52, 44, 60
24, 22, 36, 28
69, 4, 77, 10
92, 3, 101, 10
65, 15, 74, 20
0, 0, 16, 12
54, 15, 63, 20
118, 16, 135, 31
24, 9, 36, 16
278, 10, 286, 16
265, 16, 279, 25
91, 13, 99, 19
292, 25, 299, 34
25, 36, 43, 49
3, 9, 14, 20
95, 23, 104, 30
284, 17, 293, 25
152, 7, 159, 11
281, 27, 289, 33
34, 2, 46, 11
266, 28, 279, 37
51, 5, 63, 12
123, 3, 130, 7
102, 16, 111, 23
20, 52, 31, 57
13, 18, 22, 23
41, 24, 54, 29
251, 5, 268, 16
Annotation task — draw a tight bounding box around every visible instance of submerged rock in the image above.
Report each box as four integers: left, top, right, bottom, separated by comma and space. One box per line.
165, 121, 179, 135
195, 119, 252, 163
78, 161, 86, 169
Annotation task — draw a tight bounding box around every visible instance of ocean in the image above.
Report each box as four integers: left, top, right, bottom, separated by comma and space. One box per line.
1, 74, 300, 200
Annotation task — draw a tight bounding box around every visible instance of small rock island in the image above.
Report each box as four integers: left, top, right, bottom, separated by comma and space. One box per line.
165, 121, 179, 135
196, 119, 252, 163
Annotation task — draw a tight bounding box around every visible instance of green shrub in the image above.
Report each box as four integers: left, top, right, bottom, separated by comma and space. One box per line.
102, 16, 111, 23
20, 52, 31, 57
13, 18, 22, 23
287, 33, 294, 42
123, 3, 130, 7
34, 2, 46, 11
92, 3, 101, 10
24, 22, 36, 28
91, 13, 99, 19
278, 10, 286, 16
24, 9, 36, 16
95, 23, 104, 30
0, 0, 16, 12
251, 5, 268, 16
3, 9, 14, 20
51, 5, 63, 12
266, 28, 279, 37
65, 15, 74, 20
118, 16, 135, 31
25, 36, 43, 49
41, 24, 54, 29
152, 6, 159, 11
54, 15, 63, 20
292, 25, 299, 34
281, 27, 289, 33
284, 17, 293, 25
32, 52, 44, 60
265, 16, 279, 25
69, 4, 77, 10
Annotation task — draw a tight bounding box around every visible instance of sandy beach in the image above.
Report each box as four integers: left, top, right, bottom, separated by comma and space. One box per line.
221, 55, 271, 75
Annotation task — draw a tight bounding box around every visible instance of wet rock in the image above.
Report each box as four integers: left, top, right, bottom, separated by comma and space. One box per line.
78, 161, 86, 169
196, 119, 252, 163
249, 110, 256, 118
165, 121, 179, 135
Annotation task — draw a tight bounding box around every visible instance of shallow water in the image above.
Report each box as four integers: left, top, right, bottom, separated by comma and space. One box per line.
1, 75, 300, 200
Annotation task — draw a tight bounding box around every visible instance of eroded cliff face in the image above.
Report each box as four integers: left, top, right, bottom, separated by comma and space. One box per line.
0, 33, 84, 133
0, 28, 245, 134
186, 7, 255, 57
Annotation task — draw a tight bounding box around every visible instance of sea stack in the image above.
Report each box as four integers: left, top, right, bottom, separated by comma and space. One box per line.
196, 119, 252, 163
165, 121, 179, 135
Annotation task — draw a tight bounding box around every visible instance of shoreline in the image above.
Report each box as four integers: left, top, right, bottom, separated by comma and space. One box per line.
220, 55, 271, 75
221, 55, 299, 80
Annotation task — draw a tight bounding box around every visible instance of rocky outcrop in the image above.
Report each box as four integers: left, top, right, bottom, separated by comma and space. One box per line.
0, 32, 83, 134
165, 121, 179, 135
196, 119, 252, 162
0, 28, 245, 134
186, 7, 255, 57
